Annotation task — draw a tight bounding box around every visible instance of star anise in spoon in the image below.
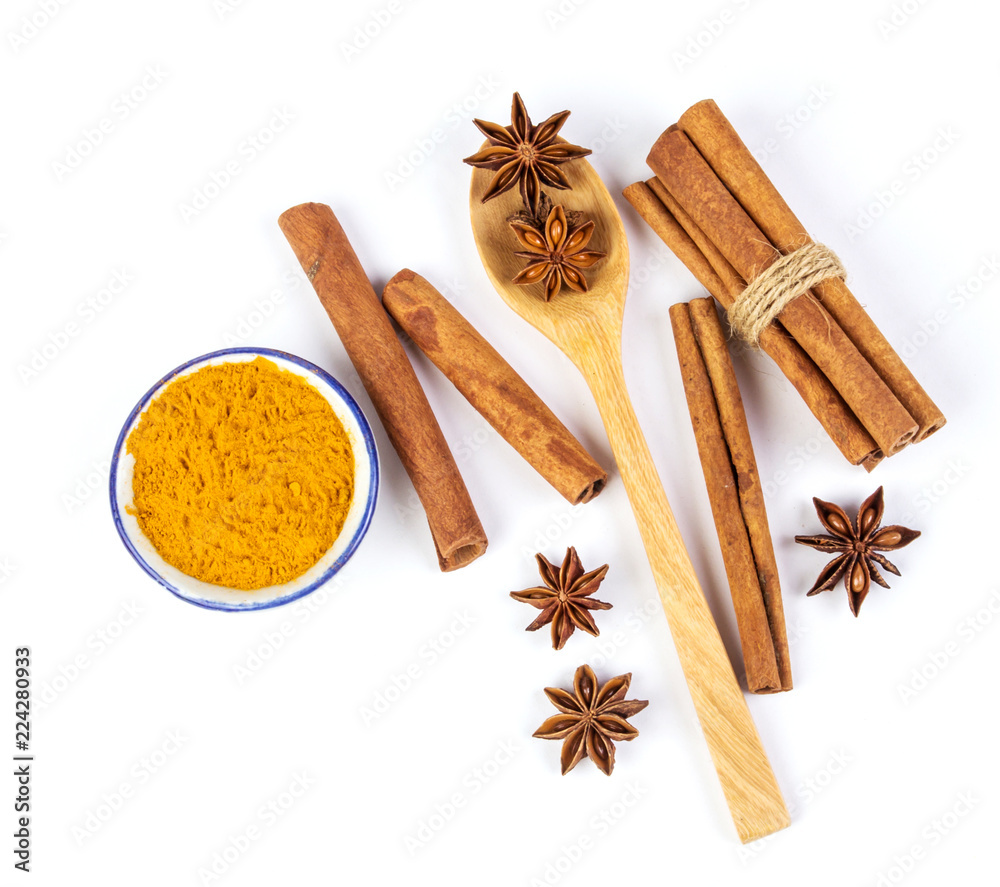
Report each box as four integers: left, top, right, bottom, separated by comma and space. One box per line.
463, 92, 592, 215
795, 486, 920, 616
509, 201, 606, 301
533, 664, 648, 775
510, 547, 611, 650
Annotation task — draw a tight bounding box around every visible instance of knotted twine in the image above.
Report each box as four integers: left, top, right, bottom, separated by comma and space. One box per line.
727, 242, 846, 347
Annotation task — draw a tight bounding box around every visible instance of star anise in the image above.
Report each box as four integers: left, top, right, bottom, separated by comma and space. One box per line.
533, 664, 648, 775
510, 547, 612, 650
463, 92, 592, 214
509, 202, 606, 301
795, 486, 920, 616
507, 191, 579, 230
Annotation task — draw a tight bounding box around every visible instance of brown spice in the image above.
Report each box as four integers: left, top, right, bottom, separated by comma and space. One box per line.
647, 128, 919, 458
381, 270, 607, 504
509, 201, 606, 300
510, 548, 611, 650
795, 486, 920, 616
670, 300, 791, 692
533, 664, 648, 775
463, 92, 591, 215
677, 100, 945, 443
623, 178, 883, 470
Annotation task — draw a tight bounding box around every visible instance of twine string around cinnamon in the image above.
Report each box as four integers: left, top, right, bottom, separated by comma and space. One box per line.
728, 242, 846, 348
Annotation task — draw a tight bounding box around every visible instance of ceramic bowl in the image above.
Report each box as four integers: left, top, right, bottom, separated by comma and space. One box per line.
110, 348, 378, 611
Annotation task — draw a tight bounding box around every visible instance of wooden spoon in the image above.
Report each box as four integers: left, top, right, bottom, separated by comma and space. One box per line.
470, 155, 789, 843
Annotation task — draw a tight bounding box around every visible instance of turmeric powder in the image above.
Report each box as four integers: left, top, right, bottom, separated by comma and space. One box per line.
126, 357, 354, 590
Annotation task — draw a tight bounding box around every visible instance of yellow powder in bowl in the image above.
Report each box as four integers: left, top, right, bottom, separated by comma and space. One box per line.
125, 357, 354, 590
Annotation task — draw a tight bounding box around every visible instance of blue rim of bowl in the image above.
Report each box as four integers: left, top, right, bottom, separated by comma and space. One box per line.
109, 347, 379, 612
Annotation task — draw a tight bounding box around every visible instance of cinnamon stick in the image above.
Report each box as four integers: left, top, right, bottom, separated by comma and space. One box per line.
669, 298, 790, 693
624, 179, 883, 469
646, 176, 746, 299
621, 182, 729, 301
278, 203, 487, 571
648, 129, 918, 457
688, 298, 791, 691
677, 100, 945, 442
382, 269, 608, 505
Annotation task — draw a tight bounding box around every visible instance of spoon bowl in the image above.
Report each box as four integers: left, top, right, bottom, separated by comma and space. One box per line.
470, 146, 629, 359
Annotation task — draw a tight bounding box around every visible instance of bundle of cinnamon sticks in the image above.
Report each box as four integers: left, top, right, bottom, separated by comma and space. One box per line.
625, 100, 945, 470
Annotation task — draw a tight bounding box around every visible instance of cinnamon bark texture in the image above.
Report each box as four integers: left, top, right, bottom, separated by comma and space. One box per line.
677, 100, 945, 442
277, 203, 487, 571
624, 179, 882, 469
648, 129, 918, 458
622, 182, 730, 301
669, 298, 792, 693
382, 270, 607, 505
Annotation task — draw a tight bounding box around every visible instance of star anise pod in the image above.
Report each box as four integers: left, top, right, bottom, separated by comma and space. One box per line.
507, 191, 584, 231
463, 92, 592, 214
510, 547, 611, 650
509, 203, 606, 301
533, 664, 648, 775
795, 486, 920, 616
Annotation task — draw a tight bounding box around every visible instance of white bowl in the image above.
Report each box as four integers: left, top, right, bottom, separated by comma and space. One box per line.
110, 348, 379, 611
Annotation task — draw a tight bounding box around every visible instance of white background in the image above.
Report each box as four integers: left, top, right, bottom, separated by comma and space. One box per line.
1, 0, 997, 884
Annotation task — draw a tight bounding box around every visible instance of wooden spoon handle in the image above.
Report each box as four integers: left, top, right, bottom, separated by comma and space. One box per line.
579, 348, 789, 843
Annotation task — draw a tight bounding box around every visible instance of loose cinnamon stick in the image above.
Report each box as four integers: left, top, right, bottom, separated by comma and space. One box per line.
677, 100, 945, 442
670, 299, 790, 693
688, 298, 791, 691
624, 179, 883, 469
278, 203, 487, 571
382, 269, 608, 505
648, 130, 918, 457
